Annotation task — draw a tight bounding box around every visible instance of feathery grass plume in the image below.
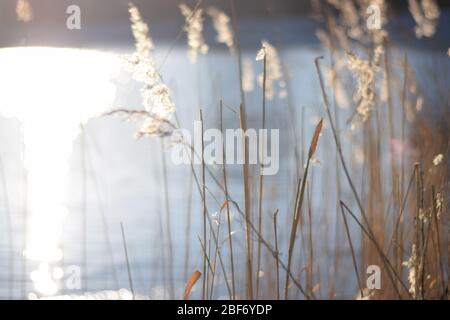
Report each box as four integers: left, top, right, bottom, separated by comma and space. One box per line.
326, 14, 351, 52
346, 45, 383, 126
421, 0, 440, 20
324, 64, 349, 108
327, 0, 387, 46
242, 58, 255, 92
433, 154, 443, 166
256, 41, 287, 100
179, 3, 209, 63
403, 244, 418, 298
328, 0, 362, 40
310, 0, 323, 18
355, 288, 375, 300
207, 7, 234, 54
435, 192, 444, 219
119, 3, 176, 138
352, 144, 365, 164
415, 95, 424, 111
16, 0, 33, 22
408, 0, 440, 38
315, 29, 332, 50
402, 60, 423, 122
341, 0, 362, 39
128, 3, 154, 57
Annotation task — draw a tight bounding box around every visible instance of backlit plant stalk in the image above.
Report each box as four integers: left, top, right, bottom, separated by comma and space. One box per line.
284, 118, 323, 299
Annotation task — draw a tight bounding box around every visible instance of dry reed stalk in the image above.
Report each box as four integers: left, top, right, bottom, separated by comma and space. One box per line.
413, 163, 420, 299
230, 0, 253, 299
199, 109, 207, 300
273, 209, 280, 300
315, 56, 409, 298
256, 46, 267, 299
220, 101, 236, 299
183, 170, 194, 281
198, 237, 214, 273
284, 118, 323, 299
386, 167, 416, 256
418, 192, 434, 299
339, 201, 364, 298
0, 154, 14, 298
225, 197, 310, 298
340, 200, 411, 298
209, 201, 223, 299
400, 54, 408, 212
172, 112, 234, 300
21, 154, 28, 298
208, 220, 233, 299
176, 112, 308, 298
306, 182, 314, 297
184, 110, 234, 299
120, 222, 135, 300
230, 0, 253, 300
170, 105, 308, 299
324, 38, 343, 297
197, 237, 216, 297
156, 203, 168, 298
80, 124, 88, 293
383, 40, 403, 281
229, 0, 246, 109
414, 162, 426, 299
207, 201, 233, 299
164, 113, 309, 300
431, 186, 446, 295
238, 103, 253, 300
365, 117, 387, 298
160, 138, 174, 299
197, 216, 232, 300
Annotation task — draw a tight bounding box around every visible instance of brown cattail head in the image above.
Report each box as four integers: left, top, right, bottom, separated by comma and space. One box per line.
309, 118, 323, 158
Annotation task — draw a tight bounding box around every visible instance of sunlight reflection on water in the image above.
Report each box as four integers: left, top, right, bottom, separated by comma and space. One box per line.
0, 47, 121, 296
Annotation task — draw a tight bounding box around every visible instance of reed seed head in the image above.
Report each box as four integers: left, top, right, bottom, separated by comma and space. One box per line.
207, 7, 234, 54
347, 45, 383, 125
123, 3, 176, 138
433, 154, 443, 166
129, 3, 154, 57
179, 3, 209, 64
408, 0, 440, 38
256, 41, 287, 100
16, 0, 33, 22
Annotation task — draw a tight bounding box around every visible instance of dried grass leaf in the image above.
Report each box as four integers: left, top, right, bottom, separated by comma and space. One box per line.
184, 270, 202, 300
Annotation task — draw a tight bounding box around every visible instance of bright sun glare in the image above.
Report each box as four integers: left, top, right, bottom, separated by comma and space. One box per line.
0, 47, 121, 296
